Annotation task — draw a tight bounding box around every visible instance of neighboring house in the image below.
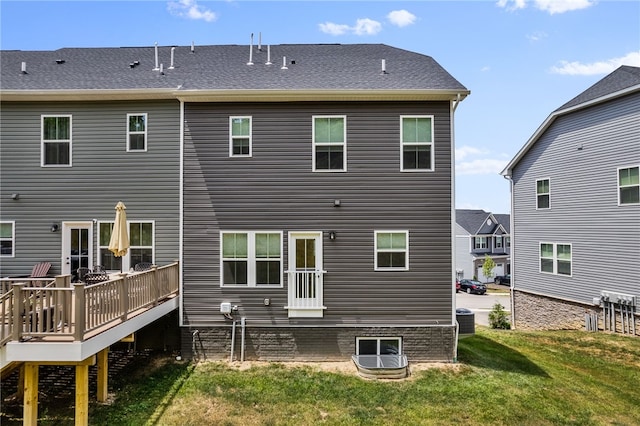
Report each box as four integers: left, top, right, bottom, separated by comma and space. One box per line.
455, 209, 510, 282
501, 66, 640, 333
0, 47, 182, 278
1, 42, 470, 361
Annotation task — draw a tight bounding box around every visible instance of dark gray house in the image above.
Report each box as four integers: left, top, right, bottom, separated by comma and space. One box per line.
501, 66, 640, 334
0, 47, 182, 279
1, 42, 470, 361
455, 209, 510, 282
180, 44, 469, 361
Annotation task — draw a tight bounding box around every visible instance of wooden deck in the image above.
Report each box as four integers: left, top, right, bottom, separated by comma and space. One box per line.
0, 262, 179, 369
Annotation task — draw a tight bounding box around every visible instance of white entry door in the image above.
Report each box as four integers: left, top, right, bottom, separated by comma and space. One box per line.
61, 222, 93, 276
286, 232, 326, 317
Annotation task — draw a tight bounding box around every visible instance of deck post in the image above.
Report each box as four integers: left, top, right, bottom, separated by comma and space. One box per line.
96, 347, 109, 402
12, 283, 24, 342
23, 362, 38, 426
152, 266, 159, 306
75, 363, 89, 426
74, 284, 85, 341
119, 275, 128, 321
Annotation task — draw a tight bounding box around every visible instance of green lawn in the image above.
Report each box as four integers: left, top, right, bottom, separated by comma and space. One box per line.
87, 328, 640, 426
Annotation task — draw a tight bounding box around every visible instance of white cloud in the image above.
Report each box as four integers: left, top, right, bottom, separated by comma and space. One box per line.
456, 145, 487, 161
481, 66, 491, 72
167, 0, 217, 22
497, 0, 595, 14
527, 31, 548, 42
456, 158, 509, 176
550, 51, 640, 75
387, 10, 417, 27
318, 22, 351, 36
320, 18, 382, 36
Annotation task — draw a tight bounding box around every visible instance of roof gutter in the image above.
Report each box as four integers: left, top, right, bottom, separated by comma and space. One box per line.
0, 88, 180, 102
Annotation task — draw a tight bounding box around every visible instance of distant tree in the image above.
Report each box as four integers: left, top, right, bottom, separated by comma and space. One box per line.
482, 255, 496, 283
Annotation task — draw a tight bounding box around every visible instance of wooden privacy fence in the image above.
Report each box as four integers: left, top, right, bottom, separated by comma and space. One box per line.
0, 262, 179, 346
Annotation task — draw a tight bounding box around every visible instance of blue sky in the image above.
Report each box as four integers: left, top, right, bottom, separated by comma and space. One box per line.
2, 1, 639, 214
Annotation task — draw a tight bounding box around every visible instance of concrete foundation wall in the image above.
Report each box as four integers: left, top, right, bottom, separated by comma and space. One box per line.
181, 326, 456, 362
513, 290, 639, 336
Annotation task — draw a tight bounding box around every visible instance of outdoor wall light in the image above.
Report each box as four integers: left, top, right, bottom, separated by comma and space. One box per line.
333, 199, 341, 207
50, 223, 59, 232
11, 193, 20, 200
329, 231, 337, 240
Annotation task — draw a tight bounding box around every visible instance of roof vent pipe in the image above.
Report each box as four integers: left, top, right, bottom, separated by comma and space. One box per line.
153, 42, 160, 71
191, 41, 195, 53
169, 47, 175, 69
160, 63, 164, 75
258, 32, 262, 51
281, 56, 288, 70
265, 45, 272, 65
381, 59, 387, 74
247, 33, 254, 65
21, 62, 27, 74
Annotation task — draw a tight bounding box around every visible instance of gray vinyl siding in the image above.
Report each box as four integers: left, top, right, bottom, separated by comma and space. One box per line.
0, 100, 181, 276
511, 92, 640, 304
454, 224, 473, 278
183, 101, 453, 327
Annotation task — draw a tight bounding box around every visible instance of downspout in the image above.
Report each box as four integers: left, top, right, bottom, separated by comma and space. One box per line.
230, 319, 237, 362
502, 173, 516, 330
451, 93, 462, 362
240, 317, 246, 362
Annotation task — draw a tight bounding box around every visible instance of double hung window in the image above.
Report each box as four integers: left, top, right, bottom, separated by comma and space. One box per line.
0, 222, 15, 257
230, 116, 252, 157
401, 116, 434, 171
375, 231, 408, 270
540, 242, 571, 276
42, 115, 71, 166
221, 231, 282, 286
536, 178, 550, 209
313, 116, 346, 171
474, 236, 488, 250
127, 113, 147, 152
618, 166, 639, 205
98, 221, 154, 271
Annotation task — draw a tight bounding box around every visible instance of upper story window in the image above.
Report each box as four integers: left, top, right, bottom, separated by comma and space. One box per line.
0, 221, 15, 257
618, 166, 639, 205
495, 236, 503, 249
375, 231, 408, 271
127, 113, 147, 152
540, 242, 571, 276
42, 115, 71, 166
536, 178, 550, 209
313, 116, 346, 171
230, 116, 252, 157
98, 221, 154, 271
474, 236, 488, 250
221, 231, 283, 287
505, 236, 511, 249
401, 116, 434, 171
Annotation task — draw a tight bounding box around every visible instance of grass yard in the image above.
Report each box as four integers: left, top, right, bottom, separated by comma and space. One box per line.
86, 328, 640, 426
2, 328, 638, 425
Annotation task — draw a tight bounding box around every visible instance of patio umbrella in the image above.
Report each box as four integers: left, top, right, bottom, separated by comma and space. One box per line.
108, 201, 130, 270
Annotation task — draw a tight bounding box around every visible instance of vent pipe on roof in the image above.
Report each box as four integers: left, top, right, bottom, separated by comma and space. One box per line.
169, 47, 175, 69
191, 41, 195, 53
281, 56, 288, 70
21, 62, 27, 74
381, 59, 387, 75
265, 45, 272, 65
153, 42, 160, 71
247, 33, 254, 65
160, 63, 164, 75
258, 32, 262, 51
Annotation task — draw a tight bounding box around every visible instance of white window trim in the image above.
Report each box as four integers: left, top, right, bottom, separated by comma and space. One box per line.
474, 236, 488, 250
220, 231, 284, 288
539, 242, 572, 277
374, 230, 409, 271
41, 114, 72, 167
617, 165, 640, 206
312, 115, 347, 172
98, 220, 155, 272
229, 116, 252, 157
0, 221, 16, 258
536, 178, 551, 210
126, 113, 148, 152
356, 337, 402, 355
400, 115, 435, 172
495, 236, 503, 249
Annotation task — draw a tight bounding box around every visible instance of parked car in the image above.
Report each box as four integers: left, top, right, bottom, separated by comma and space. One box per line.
455, 279, 461, 293
459, 279, 487, 295
495, 274, 511, 285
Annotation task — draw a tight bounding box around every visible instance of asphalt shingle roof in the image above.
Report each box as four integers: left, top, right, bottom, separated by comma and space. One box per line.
1, 44, 468, 93
456, 209, 510, 235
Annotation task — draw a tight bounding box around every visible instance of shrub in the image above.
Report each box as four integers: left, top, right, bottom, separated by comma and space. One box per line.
489, 302, 511, 329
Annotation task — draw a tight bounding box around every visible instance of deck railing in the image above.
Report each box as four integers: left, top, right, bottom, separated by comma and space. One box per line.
0, 262, 179, 346
286, 270, 325, 309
